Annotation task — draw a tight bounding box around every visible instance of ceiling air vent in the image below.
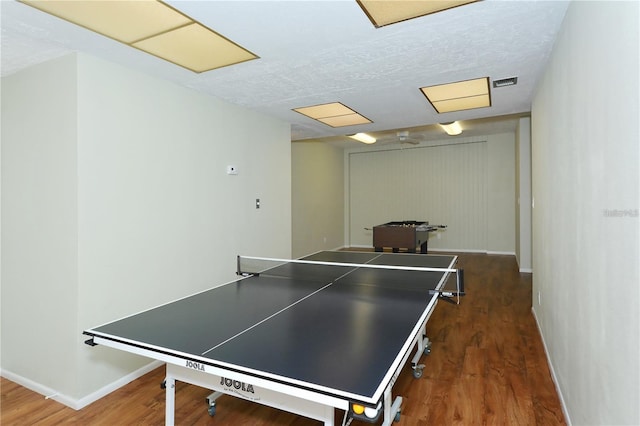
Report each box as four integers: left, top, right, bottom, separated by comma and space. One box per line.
493, 77, 518, 88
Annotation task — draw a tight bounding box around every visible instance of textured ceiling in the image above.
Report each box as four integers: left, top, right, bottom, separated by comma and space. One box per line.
1, 0, 570, 147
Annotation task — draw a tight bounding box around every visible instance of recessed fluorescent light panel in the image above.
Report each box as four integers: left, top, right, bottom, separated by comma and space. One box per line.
348, 133, 377, 144
293, 102, 372, 127
357, 0, 478, 28
420, 77, 491, 113
19, 0, 258, 73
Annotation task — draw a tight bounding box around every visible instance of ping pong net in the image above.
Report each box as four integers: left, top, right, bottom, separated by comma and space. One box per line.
236, 255, 465, 303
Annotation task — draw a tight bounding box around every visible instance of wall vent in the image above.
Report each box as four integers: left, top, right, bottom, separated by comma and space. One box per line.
493, 77, 518, 88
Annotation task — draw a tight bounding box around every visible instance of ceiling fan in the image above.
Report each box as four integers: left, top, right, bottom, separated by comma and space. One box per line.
379, 130, 423, 145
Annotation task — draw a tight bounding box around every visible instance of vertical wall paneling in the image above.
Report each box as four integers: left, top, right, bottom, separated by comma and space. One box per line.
348, 140, 488, 251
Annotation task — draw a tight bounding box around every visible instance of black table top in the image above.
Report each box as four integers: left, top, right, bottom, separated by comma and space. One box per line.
85, 251, 457, 402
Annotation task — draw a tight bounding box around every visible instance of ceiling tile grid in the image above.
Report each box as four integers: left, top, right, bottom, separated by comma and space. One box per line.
1, 0, 570, 144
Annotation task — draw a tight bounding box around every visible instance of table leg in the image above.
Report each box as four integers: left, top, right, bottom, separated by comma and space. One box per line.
382, 385, 402, 425
420, 241, 428, 254
165, 376, 176, 426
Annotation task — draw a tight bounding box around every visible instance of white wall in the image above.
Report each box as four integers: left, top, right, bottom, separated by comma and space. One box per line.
1, 55, 80, 396
531, 2, 639, 425
291, 141, 344, 258
2, 53, 291, 405
346, 133, 515, 253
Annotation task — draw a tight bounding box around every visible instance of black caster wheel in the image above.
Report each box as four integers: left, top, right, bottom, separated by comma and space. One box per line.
208, 403, 216, 417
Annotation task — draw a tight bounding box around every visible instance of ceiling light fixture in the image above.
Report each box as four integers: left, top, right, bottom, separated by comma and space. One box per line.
439, 121, 463, 136
348, 133, 377, 144
293, 102, 372, 127
357, 0, 478, 28
18, 0, 258, 73
420, 77, 491, 113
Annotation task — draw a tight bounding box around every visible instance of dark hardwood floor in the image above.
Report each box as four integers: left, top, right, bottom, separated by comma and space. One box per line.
1, 252, 566, 425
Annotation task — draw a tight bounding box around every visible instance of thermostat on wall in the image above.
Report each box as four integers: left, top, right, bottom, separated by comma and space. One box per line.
226, 165, 238, 175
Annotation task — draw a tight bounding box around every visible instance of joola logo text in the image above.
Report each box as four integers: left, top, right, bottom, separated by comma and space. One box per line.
185, 360, 205, 371
220, 377, 255, 394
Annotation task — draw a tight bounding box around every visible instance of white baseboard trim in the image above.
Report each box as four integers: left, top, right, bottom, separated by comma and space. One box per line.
486, 250, 517, 256
427, 249, 516, 256
430, 248, 487, 253
75, 360, 164, 409
1, 360, 163, 410
520, 268, 533, 273
531, 307, 572, 425
1, 368, 76, 408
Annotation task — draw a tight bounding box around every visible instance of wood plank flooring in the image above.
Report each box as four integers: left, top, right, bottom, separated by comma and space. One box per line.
1, 252, 566, 425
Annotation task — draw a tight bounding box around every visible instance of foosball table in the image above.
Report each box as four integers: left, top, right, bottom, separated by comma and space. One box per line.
373, 221, 446, 253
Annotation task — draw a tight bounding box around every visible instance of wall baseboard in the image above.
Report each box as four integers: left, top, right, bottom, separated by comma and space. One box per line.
1, 360, 163, 410
531, 307, 572, 425
486, 250, 517, 256
429, 248, 487, 254
1, 368, 75, 408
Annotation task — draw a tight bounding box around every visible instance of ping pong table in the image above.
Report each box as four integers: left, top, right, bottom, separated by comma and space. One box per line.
83, 250, 464, 425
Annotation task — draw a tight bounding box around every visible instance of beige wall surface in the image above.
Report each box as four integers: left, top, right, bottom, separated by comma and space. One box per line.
531, 1, 639, 424
2, 53, 291, 406
487, 133, 516, 254
291, 141, 345, 258
516, 117, 532, 272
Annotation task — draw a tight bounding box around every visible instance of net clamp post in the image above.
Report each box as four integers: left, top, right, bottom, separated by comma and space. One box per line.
429, 290, 466, 297
429, 290, 466, 305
